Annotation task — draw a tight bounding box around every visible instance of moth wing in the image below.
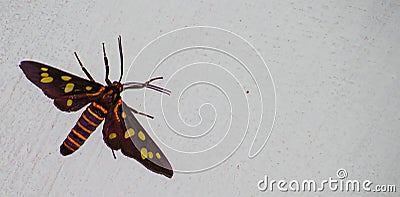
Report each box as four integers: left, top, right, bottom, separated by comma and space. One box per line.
20, 61, 104, 112
53, 96, 95, 112
102, 100, 173, 178
102, 102, 124, 150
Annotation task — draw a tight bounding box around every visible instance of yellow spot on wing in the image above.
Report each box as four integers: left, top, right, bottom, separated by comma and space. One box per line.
64, 83, 75, 93
41, 67, 48, 71
109, 133, 117, 139
40, 77, 53, 83
85, 86, 92, 91
148, 152, 153, 159
61, 76, 72, 81
141, 148, 148, 159
67, 99, 73, 106
156, 152, 161, 159
121, 112, 126, 119
138, 131, 145, 141
124, 128, 135, 139
41, 73, 49, 77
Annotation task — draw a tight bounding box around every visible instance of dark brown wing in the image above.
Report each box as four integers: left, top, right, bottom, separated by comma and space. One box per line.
19, 61, 104, 112
102, 100, 173, 178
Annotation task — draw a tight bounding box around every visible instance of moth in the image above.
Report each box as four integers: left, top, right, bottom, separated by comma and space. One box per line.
19, 36, 173, 178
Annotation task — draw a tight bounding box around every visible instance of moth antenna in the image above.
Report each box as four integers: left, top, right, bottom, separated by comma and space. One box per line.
103, 43, 112, 85
118, 35, 123, 82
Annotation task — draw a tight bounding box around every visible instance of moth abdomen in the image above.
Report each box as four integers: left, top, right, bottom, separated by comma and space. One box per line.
60, 102, 107, 156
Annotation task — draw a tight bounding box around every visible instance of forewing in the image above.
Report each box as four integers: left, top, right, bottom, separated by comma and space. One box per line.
20, 61, 104, 111
102, 100, 173, 178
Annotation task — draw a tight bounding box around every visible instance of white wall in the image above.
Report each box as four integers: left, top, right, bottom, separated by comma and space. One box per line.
1, 1, 399, 196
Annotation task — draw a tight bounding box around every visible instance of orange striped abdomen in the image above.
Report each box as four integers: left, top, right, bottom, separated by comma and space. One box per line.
60, 102, 108, 156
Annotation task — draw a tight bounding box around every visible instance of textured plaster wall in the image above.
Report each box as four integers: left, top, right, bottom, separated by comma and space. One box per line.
0, 1, 399, 196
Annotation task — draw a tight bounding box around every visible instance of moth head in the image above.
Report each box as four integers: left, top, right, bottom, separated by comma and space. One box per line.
112, 81, 123, 92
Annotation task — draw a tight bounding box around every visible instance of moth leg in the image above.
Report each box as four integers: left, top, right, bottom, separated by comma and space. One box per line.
125, 77, 164, 89
123, 77, 171, 95
102, 43, 112, 86
146, 76, 163, 84
74, 52, 95, 82
111, 149, 117, 159
144, 77, 171, 95
131, 108, 154, 119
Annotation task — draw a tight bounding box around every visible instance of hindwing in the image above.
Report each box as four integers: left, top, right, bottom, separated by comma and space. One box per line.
102, 100, 173, 178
